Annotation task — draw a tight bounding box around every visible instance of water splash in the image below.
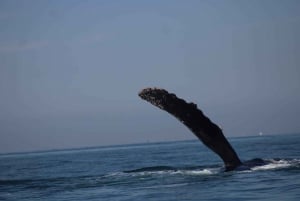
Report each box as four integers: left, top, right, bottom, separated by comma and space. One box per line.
251, 159, 300, 171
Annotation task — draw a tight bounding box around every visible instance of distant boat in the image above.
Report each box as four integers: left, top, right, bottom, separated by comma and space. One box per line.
259, 132, 263, 136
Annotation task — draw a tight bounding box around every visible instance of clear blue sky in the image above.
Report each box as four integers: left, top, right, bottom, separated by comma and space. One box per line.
1, 0, 300, 153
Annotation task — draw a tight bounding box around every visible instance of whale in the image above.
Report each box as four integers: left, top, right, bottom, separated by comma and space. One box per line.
138, 87, 266, 171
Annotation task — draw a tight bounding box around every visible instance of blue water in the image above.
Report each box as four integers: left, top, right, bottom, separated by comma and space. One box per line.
1, 134, 299, 201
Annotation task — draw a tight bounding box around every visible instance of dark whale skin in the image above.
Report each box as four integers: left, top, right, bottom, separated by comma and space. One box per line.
139, 88, 242, 171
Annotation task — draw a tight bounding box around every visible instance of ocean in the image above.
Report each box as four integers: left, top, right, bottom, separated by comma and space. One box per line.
0, 133, 299, 201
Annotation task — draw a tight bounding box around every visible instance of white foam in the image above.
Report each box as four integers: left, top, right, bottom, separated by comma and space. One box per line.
251, 159, 295, 171
174, 168, 217, 175
123, 168, 219, 177
160, 168, 219, 176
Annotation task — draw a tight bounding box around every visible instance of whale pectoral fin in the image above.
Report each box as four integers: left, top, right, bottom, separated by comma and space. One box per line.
138, 87, 242, 171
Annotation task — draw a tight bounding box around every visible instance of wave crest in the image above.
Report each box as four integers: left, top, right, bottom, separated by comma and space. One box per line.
251, 159, 300, 171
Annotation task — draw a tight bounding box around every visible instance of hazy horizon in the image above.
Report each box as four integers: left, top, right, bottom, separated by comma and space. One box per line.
2, 132, 299, 155
1, 0, 300, 153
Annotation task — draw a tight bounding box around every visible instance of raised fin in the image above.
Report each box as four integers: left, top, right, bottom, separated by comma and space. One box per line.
138, 87, 242, 171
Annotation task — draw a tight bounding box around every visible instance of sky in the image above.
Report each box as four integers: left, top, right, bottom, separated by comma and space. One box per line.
0, 0, 300, 153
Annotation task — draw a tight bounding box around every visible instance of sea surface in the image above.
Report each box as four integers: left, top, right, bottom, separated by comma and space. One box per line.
1, 133, 299, 201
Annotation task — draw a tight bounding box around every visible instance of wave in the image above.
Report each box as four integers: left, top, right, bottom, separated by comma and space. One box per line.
1, 159, 299, 189
123, 158, 300, 176
123, 166, 177, 173
0, 175, 103, 187
123, 164, 222, 176
124, 168, 219, 176
250, 159, 300, 171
